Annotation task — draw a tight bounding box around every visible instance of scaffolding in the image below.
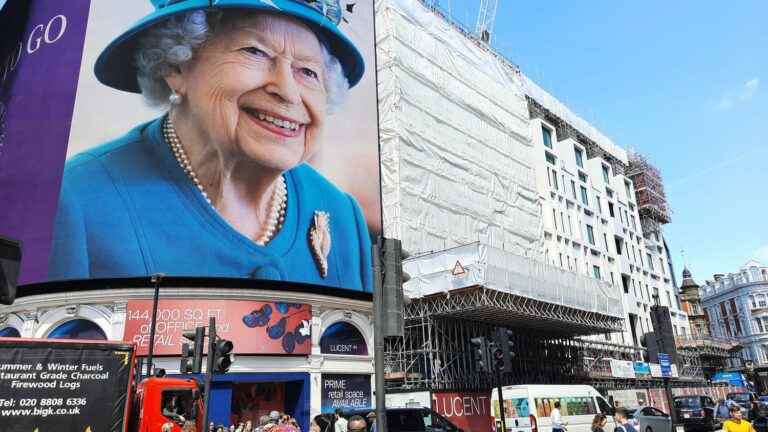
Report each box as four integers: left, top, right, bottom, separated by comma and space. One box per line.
626, 152, 671, 234
675, 335, 743, 380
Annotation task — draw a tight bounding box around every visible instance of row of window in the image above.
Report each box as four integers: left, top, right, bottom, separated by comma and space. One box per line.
541, 125, 634, 203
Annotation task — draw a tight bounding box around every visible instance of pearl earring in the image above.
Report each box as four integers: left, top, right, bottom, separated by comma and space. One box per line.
169, 90, 182, 105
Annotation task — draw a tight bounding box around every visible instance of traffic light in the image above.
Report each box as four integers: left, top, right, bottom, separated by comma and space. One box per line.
181, 326, 205, 374
380, 238, 411, 338
492, 328, 514, 372
212, 338, 234, 373
470, 337, 490, 373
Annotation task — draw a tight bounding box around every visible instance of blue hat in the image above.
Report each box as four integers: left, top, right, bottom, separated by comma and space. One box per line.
95, 0, 365, 93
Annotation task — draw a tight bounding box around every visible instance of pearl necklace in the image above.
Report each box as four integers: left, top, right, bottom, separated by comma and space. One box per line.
162, 117, 287, 246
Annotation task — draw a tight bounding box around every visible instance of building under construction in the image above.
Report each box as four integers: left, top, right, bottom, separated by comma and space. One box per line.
377, 0, 739, 412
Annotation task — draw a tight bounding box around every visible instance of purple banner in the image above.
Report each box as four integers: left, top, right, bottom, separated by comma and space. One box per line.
0, 1, 90, 283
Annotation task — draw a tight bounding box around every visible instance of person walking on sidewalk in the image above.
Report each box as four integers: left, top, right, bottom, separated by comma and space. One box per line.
724, 405, 756, 432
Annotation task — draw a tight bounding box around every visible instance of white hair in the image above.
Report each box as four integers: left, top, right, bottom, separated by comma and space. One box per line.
134, 10, 350, 112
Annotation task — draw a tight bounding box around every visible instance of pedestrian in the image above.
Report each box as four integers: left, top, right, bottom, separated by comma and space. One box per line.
313, 415, 331, 432
613, 408, 637, 432
717, 399, 731, 420
552, 401, 568, 432
366, 412, 376, 432
334, 409, 349, 432
591, 414, 608, 432
724, 405, 756, 432
347, 415, 367, 432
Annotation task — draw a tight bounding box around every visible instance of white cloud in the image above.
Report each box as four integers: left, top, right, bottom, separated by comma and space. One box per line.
741, 78, 760, 100
712, 77, 760, 111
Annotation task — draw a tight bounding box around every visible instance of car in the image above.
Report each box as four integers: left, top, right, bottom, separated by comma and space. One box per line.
627, 406, 673, 432
673, 396, 718, 432
344, 407, 464, 432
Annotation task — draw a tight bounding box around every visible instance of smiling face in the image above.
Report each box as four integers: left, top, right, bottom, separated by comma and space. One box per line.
169, 12, 328, 171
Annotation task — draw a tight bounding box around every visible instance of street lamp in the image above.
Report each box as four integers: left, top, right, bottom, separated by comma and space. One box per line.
145, 273, 165, 377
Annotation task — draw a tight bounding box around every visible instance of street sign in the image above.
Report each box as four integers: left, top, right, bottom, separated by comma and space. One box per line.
658, 353, 672, 378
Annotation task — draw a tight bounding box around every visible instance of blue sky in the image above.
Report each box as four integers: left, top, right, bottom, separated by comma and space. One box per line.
444, 1, 768, 284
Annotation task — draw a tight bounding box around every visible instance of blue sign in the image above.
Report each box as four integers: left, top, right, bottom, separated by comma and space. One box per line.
712, 372, 747, 387
658, 353, 672, 378
634, 362, 651, 375
321, 374, 372, 414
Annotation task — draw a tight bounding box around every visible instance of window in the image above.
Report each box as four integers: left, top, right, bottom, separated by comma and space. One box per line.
595, 196, 602, 214
542, 125, 553, 148
603, 233, 609, 252
552, 209, 558, 231
621, 274, 630, 294
550, 169, 559, 190
659, 258, 665, 275
570, 180, 577, 199
666, 291, 673, 308
759, 319, 767, 333
559, 253, 564, 268
608, 202, 615, 217
751, 296, 757, 308
580, 186, 589, 206
614, 236, 623, 255
730, 299, 738, 314
602, 165, 610, 183
560, 212, 566, 233
593, 265, 602, 280
567, 215, 573, 235
759, 294, 767, 308
545, 152, 556, 165
625, 181, 632, 200
631, 216, 637, 230
653, 287, 660, 305
575, 146, 584, 168
586, 225, 595, 245
646, 253, 653, 270
610, 272, 615, 286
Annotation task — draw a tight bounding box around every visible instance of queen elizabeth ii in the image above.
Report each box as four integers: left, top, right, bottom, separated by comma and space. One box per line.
48, 0, 373, 292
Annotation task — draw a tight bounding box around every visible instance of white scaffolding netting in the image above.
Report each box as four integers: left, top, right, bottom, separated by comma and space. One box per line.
404, 243, 624, 319
377, 0, 541, 258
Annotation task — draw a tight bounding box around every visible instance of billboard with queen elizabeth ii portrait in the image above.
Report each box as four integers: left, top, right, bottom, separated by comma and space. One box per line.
0, 0, 380, 293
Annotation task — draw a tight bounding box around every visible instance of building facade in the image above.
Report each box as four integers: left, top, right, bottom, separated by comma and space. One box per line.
525, 86, 691, 351
701, 261, 768, 365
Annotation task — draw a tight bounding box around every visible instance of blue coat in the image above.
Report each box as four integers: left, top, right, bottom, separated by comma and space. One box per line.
49, 117, 373, 292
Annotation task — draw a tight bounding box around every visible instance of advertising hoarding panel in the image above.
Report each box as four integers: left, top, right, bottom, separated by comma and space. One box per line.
1, 0, 380, 296
433, 391, 492, 432
0, 1, 90, 284
321, 374, 371, 413
0, 339, 134, 432
123, 299, 311, 356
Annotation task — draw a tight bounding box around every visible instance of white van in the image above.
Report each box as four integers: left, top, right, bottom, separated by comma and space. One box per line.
491, 385, 615, 432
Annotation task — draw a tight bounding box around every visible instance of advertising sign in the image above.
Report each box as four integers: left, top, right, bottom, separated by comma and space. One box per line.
610, 359, 636, 379
0, 1, 90, 284
0, 339, 133, 432
634, 362, 651, 376
320, 321, 368, 355
650, 363, 662, 378
658, 353, 672, 378
124, 299, 311, 356
1, 0, 381, 296
432, 391, 492, 432
321, 374, 371, 413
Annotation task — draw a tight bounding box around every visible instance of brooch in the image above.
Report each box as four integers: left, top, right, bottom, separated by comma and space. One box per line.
309, 211, 332, 278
